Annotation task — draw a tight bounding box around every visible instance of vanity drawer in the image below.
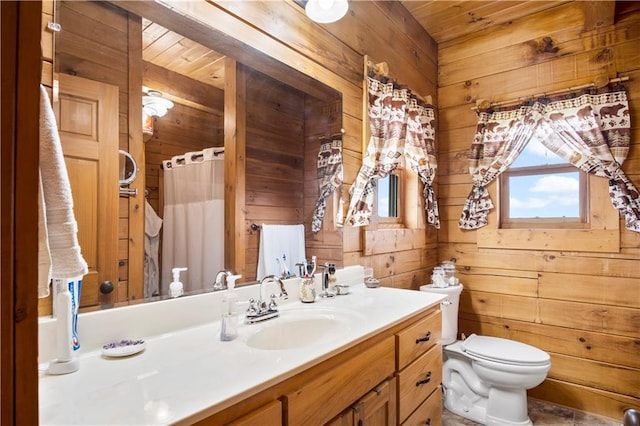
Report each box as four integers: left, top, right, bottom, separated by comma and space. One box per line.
402, 386, 442, 426
396, 345, 442, 424
396, 309, 441, 370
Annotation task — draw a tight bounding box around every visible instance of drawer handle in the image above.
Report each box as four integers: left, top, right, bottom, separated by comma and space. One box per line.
426, 418, 431, 425
416, 371, 432, 387
416, 331, 431, 344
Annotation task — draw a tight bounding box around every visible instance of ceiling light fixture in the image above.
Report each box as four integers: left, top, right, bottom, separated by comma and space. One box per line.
305, 0, 348, 24
142, 90, 174, 118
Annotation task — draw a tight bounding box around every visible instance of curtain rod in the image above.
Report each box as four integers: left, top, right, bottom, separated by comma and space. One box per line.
159, 149, 224, 169
472, 76, 629, 111
365, 59, 433, 105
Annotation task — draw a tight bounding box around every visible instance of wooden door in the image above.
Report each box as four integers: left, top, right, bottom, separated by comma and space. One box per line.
54, 73, 119, 309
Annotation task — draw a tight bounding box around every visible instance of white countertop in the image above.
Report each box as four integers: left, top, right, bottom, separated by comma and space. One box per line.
39, 283, 445, 425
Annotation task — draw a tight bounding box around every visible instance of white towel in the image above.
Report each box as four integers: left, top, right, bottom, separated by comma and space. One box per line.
38, 175, 52, 298
38, 85, 88, 297
256, 224, 306, 281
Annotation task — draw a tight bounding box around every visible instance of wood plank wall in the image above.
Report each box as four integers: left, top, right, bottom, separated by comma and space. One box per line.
437, 2, 640, 420
244, 68, 307, 281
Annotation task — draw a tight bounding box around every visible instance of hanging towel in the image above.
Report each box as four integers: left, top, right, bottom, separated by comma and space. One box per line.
38, 85, 88, 298
38, 175, 52, 298
256, 224, 306, 281
144, 200, 163, 297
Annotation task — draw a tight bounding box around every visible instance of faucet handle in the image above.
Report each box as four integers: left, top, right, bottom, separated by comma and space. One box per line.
268, 294, 278, 311
247, 298, 259, 315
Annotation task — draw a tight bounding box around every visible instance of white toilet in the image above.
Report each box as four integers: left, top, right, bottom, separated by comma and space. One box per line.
420, 283, 551, 426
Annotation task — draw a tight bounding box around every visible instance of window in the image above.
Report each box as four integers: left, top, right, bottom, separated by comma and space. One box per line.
377, 171, 402, 226
499, 138, 588, 229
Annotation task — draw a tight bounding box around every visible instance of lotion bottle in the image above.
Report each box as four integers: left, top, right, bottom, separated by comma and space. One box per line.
220, 274, 242, 341
169, 267, 187, 298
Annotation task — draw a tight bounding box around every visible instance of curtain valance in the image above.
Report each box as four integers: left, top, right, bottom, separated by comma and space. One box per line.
345, 74, 440, 228
459, 89, 639, 233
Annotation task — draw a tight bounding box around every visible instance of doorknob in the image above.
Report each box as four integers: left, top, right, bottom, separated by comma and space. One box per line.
100, 281, 114, 294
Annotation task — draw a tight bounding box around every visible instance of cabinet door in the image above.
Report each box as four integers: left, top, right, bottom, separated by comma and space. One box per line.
402, 387, 442, 426
326, 408, 355, 426
286, 337, 395, 425
353, 378, 397, 426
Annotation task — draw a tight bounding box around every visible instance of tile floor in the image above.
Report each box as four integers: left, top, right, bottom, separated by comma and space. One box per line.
441, 398, 622, 425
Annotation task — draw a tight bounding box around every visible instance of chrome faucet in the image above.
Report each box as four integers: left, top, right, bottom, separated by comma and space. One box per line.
213, 269, 233, 291
245, 275, 288, 324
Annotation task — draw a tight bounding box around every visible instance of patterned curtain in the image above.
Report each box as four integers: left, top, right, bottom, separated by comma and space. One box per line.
459, 88, 640, 233
458, 106, 538, 229
346, 75, 439, 227
312, 135, 344, 233
404, 98, 440, 228
533, 91, 639, 232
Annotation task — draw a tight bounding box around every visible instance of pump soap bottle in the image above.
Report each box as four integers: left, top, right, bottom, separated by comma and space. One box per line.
169, 267, 187, 298
220, 274, 242, 341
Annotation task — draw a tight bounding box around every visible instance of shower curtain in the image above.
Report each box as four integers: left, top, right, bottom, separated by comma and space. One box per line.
161, 147, 224, 295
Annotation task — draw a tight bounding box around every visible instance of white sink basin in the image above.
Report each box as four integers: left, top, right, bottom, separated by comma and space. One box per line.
244, 307, 365, 350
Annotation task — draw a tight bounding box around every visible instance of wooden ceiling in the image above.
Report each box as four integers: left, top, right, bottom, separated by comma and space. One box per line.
401, 1, 571, 44
141, 2, 574, 91
142, 18, 226, 91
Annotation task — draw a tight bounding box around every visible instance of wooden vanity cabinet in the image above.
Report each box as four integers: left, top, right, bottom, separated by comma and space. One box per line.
192, 306, 441, 426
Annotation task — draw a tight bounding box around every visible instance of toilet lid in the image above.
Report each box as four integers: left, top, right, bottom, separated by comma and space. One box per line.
461, 334, 550, 366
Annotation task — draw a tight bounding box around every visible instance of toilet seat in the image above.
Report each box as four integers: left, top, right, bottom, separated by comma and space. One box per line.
462, 334, 550, 366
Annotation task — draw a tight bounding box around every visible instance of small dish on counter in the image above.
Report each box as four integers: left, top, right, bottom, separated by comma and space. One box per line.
101, 339, 146, 358
334, 285, 350, 295
365, 278, 380, 288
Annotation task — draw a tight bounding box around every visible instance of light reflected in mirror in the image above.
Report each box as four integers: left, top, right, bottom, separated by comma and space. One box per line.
41, 0, 342, 316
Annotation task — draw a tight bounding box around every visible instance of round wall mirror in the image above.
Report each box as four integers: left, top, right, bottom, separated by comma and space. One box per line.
119, 150, 138, 186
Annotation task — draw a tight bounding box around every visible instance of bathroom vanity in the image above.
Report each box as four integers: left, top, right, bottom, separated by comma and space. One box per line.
38, 281, 445, 425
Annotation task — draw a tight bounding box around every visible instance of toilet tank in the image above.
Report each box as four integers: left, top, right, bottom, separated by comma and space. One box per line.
420, 284, 463, 345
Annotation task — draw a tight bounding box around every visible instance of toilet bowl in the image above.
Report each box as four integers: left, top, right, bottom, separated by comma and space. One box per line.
420, 284, 551, 426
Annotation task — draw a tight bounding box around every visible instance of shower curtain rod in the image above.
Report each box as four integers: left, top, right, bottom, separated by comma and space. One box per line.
160, 149, 224, 169
472, 75, 629, 111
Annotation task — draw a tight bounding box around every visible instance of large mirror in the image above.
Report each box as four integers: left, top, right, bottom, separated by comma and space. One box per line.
40, 0, 343, 315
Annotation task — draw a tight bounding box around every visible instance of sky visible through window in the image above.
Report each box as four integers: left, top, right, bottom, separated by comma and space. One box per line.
509, 139, 580, 218
378, 175, 390, 217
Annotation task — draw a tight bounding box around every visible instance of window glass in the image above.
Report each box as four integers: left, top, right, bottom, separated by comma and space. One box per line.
508, 171, 581, 218
502, 138, 585, 223
511, 138, 565, 167
378, 173, 399, 219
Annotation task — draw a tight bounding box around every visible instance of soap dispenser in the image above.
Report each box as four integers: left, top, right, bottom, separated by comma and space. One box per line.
169, 267, 187, 298
220, 274, 242, 341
